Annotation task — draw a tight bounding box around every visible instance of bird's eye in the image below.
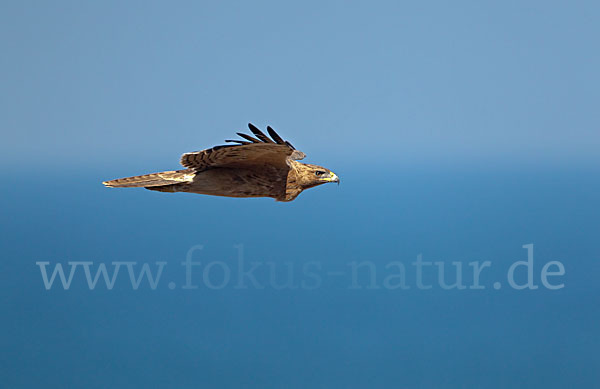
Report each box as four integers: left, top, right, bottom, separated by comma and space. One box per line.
315, 171, 325, 176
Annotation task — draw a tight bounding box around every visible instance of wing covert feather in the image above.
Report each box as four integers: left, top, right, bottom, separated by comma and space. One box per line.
181, 143, 305, 171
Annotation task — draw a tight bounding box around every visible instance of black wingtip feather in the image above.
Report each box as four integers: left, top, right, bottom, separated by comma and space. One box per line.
236, 132, 261, 143
225, 139, 251, 145
223, 124, 297, 150
266, 126, 286, 145
248, 123, 274, 143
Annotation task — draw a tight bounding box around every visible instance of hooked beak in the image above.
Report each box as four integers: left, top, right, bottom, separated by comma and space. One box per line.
327, 171, 340, 185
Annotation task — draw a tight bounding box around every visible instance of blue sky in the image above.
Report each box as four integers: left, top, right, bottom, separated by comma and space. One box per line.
1, 1, 598, 170
1, 2, 599, 388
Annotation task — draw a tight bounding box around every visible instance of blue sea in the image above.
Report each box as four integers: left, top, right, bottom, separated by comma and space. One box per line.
2, 164, 598, 387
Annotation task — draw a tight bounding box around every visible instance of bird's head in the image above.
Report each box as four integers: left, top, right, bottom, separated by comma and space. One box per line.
293, 163, 340, 189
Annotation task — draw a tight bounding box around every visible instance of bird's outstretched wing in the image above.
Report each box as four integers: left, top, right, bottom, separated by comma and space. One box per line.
180, 123, 305, 171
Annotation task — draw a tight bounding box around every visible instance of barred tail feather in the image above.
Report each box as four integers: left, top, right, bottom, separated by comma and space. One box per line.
102, 169, 195, 188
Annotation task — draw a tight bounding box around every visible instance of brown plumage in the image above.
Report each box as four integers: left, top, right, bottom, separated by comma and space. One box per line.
102, 124, 339, 202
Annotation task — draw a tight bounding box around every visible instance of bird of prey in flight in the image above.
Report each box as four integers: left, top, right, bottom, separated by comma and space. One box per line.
103, 124, 339, 202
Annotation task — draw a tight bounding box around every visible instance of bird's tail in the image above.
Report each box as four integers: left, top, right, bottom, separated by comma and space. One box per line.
102, 169, 195, 188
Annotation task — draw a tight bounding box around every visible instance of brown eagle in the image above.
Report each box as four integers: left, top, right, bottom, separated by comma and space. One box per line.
102, 124, 339, 202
